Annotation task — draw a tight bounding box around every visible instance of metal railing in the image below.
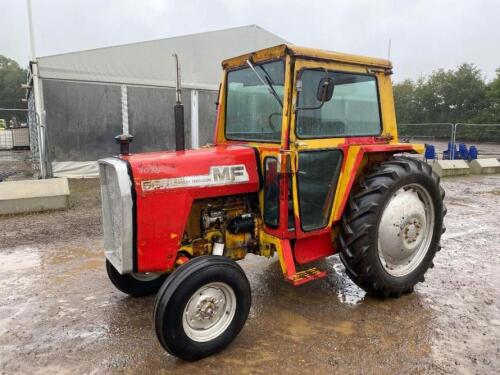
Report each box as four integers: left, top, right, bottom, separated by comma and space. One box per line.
453, 123, 500, 159
0, 107, 51, 178
398, 122, 500, 160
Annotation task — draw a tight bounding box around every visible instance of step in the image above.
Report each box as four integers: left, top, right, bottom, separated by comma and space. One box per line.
469, 158, 500, 174
430, 159, 470, 177
286, 267, 327, 286
0, 177, 70, 215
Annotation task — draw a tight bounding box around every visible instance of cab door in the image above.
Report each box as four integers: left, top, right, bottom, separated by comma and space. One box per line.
289, 59, 383, 247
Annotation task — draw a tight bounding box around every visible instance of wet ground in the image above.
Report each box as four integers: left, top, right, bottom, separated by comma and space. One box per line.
0, 176, 499, 374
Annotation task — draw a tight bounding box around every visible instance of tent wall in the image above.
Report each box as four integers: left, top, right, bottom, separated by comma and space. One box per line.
43, 80, 122, 161
42, 79, 218, 164
128, 87, 218, 149
127, 86, 192, 152
198, 90, 219, 145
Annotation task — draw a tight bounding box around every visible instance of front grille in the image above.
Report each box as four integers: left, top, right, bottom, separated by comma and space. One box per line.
98, 158, 133, 274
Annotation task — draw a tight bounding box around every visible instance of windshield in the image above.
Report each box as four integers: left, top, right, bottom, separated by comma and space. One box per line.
225, 60, 284, 142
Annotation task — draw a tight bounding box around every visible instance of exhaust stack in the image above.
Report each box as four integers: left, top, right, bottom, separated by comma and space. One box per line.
115, 134, 133, 155
172, 53, 185, 151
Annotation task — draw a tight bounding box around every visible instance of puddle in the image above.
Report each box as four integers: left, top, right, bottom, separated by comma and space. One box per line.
332, 261, 366, 305
0, 247, 41, 272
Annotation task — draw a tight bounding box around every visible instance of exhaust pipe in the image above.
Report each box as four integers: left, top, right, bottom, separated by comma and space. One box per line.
172, 53, 185, 151
115, 134, 133, 155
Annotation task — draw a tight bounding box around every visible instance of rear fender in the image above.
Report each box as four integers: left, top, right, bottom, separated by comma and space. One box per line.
330, 143, 423, 224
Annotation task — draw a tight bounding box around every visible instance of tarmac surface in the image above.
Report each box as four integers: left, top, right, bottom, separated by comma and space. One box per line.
0, 176, 499, 374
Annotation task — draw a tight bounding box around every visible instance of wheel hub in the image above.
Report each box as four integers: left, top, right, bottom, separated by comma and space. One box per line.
403, 219, 421, 244
196, 297, 221, 321
182, 282, 236, 342
378, 184, 435, 277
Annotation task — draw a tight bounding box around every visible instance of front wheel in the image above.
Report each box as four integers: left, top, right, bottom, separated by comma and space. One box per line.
106, 260, 168, 297
154, 256, 251, 361
339, 156, 446, 298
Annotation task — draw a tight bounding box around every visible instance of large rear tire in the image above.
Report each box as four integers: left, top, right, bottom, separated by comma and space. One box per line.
106, 260, 168, 297
154, 256, 251, 361
339, 156, 446, 298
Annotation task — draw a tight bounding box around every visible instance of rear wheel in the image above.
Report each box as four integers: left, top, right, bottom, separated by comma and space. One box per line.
154, 256, 251, 361
339, 156, 446, 297
106, 259, 168, 297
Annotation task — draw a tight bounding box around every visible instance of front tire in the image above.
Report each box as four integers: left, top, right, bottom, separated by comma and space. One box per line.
339, 156, 446, 298
106, 259, 168, 297
154, 256, 251, 361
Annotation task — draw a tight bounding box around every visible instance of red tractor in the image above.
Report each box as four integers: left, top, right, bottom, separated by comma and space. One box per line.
99, 44, 446, 361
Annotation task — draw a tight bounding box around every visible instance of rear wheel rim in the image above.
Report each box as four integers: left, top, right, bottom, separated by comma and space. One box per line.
182, 282, 237, 342
377, 183, 435, 277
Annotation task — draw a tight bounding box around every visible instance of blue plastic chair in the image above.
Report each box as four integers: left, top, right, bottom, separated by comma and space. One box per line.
443, 142, 458, 160
449, 142, 460, 160
459, 143, 469, 160
443, 142, 450, 160
424, 144, 436, 161
469, 145, 478, 160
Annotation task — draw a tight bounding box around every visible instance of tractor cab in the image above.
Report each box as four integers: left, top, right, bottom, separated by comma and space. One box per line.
213, 45, 420, 281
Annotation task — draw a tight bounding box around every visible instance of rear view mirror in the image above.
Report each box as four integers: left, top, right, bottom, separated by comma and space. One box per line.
295, 70, 335, 112
316, 77, 334, 102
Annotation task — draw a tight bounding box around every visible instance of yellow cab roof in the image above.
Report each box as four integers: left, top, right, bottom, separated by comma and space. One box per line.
222, 44, 392, 70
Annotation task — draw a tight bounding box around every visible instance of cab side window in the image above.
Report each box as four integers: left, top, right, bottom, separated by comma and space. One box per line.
297, 70, 381, 138
263, 157, 280, 227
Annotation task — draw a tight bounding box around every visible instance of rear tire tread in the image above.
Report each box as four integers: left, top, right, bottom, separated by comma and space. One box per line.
338, 156, 445, 298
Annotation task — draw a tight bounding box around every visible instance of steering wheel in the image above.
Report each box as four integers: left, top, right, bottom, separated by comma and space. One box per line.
268, 112, 282, 132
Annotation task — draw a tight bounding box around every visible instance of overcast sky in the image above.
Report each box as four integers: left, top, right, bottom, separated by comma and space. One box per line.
2, 0, 499, 82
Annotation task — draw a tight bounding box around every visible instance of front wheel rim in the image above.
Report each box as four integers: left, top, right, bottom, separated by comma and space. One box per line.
182, 282, 237, 342
377, 183, 435, 277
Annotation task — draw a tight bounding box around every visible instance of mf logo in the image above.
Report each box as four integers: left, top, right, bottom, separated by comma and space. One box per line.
141, 164, 249, 191
212, 165, 246, 182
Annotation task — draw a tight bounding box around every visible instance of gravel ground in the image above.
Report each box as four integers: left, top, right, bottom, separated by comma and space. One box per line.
0, 150, 35, 181
0, 176, 499, 375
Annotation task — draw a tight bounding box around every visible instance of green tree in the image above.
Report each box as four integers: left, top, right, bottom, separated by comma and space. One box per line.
0, 55, 28, 123
442, 63, 487, 123
482, 68, 500, 123
393, 63, 491, 124
393, 79, 417, 123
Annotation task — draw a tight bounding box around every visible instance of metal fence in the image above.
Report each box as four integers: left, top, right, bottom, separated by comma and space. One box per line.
399, 123, 500, 160
0, 107, 51, 178
398, 123, 454, 142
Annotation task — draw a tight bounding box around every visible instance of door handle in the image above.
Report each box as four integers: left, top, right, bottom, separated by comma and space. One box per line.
294, 141, 308, 148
